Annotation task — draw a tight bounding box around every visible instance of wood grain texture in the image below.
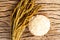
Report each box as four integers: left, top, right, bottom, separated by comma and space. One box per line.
0, 0, 60, 40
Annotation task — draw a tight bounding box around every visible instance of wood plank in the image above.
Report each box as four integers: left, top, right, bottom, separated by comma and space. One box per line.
0, 0, 60, 40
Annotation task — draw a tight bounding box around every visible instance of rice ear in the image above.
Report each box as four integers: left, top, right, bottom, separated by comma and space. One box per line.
11, 0, 42, 40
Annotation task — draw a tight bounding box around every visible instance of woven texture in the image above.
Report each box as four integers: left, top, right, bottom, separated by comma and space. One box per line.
0, 0, 60, 40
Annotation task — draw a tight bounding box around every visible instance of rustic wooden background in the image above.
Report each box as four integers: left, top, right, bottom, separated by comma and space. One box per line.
0, 0, 60, 40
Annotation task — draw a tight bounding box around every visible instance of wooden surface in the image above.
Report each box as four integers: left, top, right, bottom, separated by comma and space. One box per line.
0, 0, 60, 40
